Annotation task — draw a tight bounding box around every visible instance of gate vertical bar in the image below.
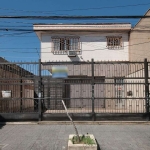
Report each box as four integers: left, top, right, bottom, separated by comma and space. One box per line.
20, 78, 23, 112
144, 58, 149, 116
38, 59, 42, 121
91, 58, 95, 121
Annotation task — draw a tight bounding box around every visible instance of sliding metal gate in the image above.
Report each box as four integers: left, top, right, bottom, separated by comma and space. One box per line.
41, 59, 150, 121
0, 59, 149, 121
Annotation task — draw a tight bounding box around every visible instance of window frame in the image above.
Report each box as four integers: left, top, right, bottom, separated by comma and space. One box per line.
51, 36, 80, 55
106, 36, 123, 49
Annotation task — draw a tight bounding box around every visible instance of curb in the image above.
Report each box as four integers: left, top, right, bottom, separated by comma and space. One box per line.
38, 121, 150, 125
0, 122, 38, 125
0, 121, 150, 125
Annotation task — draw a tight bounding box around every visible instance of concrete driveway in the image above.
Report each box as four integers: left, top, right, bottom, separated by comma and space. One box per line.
0, 123, 150, 150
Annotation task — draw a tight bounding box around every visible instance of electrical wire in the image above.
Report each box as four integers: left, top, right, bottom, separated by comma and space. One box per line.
0, 15, 150, 20
0, 32, 150, 49
0, 40, 149, 55
0, 2, 150, 14
0, 16, 149, 60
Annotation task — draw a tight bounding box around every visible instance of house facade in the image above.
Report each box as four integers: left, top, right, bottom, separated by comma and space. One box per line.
33, 22, 147, 114
34, 23, 131, 62
33, 23, 136, 111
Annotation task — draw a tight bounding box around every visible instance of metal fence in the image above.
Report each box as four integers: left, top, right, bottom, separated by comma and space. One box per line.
0, 58, 150, 121
0, 61, 39, 115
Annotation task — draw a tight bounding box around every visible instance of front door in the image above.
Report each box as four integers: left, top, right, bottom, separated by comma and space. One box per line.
69, 79, 89, 108
65, 78, 105, 109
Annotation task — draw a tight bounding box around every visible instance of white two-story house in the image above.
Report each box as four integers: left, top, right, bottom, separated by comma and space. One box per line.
33, 23, 132, 111
33, 23, 131, 62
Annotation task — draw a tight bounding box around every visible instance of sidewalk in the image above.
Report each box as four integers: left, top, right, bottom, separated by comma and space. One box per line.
0, 123, 150, 150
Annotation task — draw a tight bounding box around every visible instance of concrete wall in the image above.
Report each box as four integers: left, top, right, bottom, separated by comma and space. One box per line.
41, 32, 129, 62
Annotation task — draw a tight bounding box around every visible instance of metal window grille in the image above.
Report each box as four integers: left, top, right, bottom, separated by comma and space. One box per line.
52, 36, 80, 55
106, 36, 122, 49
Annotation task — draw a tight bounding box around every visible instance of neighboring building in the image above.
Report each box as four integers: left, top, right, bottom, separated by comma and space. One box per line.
0, 57, 35, 113
33, 23, 131, 62
129, 9, 150, 61
127, 9, 150, 110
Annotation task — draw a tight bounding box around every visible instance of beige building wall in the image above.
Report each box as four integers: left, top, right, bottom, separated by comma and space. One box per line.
129, 9, 150, 61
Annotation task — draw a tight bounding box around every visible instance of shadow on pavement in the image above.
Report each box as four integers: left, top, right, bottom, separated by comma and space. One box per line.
0, 122, 6, 129
96, 139, 101, 150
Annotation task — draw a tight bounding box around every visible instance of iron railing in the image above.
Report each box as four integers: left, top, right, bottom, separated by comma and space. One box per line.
0, 58, 149, 121
0, 61, 39, 113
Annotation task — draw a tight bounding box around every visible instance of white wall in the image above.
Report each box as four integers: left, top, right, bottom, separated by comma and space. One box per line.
41, 32, 129, 62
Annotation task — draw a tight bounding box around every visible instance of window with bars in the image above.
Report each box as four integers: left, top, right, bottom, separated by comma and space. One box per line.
52, 36, 80, 54
106, 36, 122, 49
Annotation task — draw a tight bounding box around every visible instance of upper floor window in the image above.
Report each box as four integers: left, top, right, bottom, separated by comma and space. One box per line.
51, 36, 80, 55
106, 36, 122, 49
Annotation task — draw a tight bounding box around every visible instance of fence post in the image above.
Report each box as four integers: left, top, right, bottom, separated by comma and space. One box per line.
144, 58, 149, 118
38, 59, 42, 121
91, 58, 95, 121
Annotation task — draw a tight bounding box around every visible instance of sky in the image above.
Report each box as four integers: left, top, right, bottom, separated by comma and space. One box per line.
0, 0, 150, 62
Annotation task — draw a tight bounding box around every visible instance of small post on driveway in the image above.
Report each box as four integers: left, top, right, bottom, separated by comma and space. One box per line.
91, 58, 95, 121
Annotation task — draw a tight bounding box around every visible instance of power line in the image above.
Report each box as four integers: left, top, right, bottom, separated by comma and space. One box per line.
0, 18, 140, 26
0, 28, 150, 44
0, 30, 150, 48
37, 2, 150, 12
0, 2, 150, 14
0, 40, 149, 53
0, 41, 149, 62
0, 7, 64, 15
0, 31, 33, 37
0, 15, 150, 20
